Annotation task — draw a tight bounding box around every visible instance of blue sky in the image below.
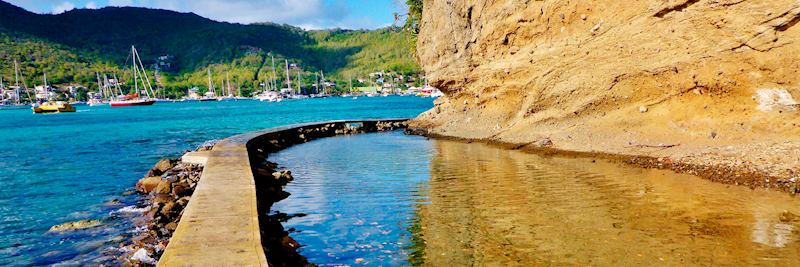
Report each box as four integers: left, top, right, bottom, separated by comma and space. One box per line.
6, 0, 406, 29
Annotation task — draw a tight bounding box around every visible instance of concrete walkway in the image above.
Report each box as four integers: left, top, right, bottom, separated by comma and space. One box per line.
158, 119, 408, 266
158, 141, 268, 266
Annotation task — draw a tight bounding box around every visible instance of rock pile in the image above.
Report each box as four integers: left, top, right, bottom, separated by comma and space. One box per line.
250, 159, 312, 267
120, 158, 203, 266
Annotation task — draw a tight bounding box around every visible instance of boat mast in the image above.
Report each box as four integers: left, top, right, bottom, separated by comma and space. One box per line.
315, 72, 319, 94
207, 69, 213, 96
15, 61, 32, 103
271, 55, 277, 92
14, 60, 20, 104
96, 72, 103, 99
43, 72, 48, 101
113, 73, 122, 98
320, 71, 326, 95
296, 66, 302, 95
133, 46, 155, 99
226, 72, 231, 96
285, 60, 291, 92
103, 74, 110, 100
132, 46, 139, 97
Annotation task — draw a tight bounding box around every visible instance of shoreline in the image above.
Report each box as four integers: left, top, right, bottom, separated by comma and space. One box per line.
406, 127, 800, 195
151, 119, 409, 266
120, 146, 211, 266
128, 119, 794, 266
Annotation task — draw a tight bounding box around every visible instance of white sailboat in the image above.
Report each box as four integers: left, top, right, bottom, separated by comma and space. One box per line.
200, 69, 218, 101
110, 45, 156, 107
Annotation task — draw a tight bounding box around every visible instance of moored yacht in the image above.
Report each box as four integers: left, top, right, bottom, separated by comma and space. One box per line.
110, 46, 156, 107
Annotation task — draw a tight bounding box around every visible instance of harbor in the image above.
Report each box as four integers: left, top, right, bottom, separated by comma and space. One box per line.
0, 97, 433, 265
3, 0, 800, 266
108, 116, 800, 266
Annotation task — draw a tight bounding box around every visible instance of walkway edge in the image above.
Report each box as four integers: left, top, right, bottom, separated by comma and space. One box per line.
158, 119, 409, 266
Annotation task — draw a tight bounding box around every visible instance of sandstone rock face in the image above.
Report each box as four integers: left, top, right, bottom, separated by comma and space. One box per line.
412, 0, 800, 179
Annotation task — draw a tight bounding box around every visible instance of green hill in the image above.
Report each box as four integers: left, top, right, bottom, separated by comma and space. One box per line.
0, 1, 420, 97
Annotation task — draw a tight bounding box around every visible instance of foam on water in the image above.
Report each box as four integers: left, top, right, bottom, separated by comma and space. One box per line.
113, 206, 149, 214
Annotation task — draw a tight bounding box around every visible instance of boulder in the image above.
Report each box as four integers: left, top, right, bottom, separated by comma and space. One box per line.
154, 158, 174, 174
151, 194, 173, 205
171, 183, 191, 197
153, 180, 173, 195
176, 196, 191, 208
165, 222, 178, 231
160, 201, 177, 217
135, 177, 162, 194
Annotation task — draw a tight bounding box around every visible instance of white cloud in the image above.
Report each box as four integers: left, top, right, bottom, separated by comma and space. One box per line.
6, 0, 395, 29
101, 0, 351, 28
52, 1, 75, 14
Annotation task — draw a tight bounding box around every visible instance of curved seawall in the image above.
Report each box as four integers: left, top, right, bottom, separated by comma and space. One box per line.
157, 119, 409, 266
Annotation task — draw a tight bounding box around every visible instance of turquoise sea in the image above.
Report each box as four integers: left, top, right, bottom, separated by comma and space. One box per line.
0, 97, 433, 266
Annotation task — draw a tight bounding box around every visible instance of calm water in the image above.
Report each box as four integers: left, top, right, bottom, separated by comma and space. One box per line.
273, 132, 800, 266
0, 97, 433, 266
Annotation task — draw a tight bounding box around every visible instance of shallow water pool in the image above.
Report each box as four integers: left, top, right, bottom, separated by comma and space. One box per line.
271, 131, 800, 266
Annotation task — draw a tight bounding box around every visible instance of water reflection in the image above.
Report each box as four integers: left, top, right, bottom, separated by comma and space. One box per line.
417, 139, 800, 266
273, 132, 800, 266
270, 131, 434, 266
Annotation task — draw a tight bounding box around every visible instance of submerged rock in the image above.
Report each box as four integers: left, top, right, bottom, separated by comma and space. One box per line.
49, 219, 102, 232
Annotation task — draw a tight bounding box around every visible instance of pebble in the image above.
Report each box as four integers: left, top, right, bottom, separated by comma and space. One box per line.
639, 106, 648, 113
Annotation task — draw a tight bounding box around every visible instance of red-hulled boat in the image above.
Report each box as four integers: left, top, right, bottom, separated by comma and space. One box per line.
110, 99, 156, 107
110, 46, 158, 108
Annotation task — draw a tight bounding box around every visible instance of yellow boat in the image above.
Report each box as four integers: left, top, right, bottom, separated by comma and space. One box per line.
32, 101, 76, 114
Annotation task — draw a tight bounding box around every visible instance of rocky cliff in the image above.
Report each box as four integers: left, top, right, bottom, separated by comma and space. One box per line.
411, 0, 800, 182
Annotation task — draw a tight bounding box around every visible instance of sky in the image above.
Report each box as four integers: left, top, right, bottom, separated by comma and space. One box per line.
5, 0, 408, 30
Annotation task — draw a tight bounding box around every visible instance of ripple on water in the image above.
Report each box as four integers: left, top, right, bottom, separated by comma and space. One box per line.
272, 131, 800, 266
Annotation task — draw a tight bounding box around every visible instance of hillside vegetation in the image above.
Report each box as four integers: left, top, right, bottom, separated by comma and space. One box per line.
0, 1, 419, 96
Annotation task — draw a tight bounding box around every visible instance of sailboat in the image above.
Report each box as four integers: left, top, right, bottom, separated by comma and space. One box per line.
0, 75, 6, 106
199, 69, 218, 101
88, 72, 105, 106
218, 72, 234, 101
33, 72, 76, 113
110, 45, 156, 107
256, 55, 282, 102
